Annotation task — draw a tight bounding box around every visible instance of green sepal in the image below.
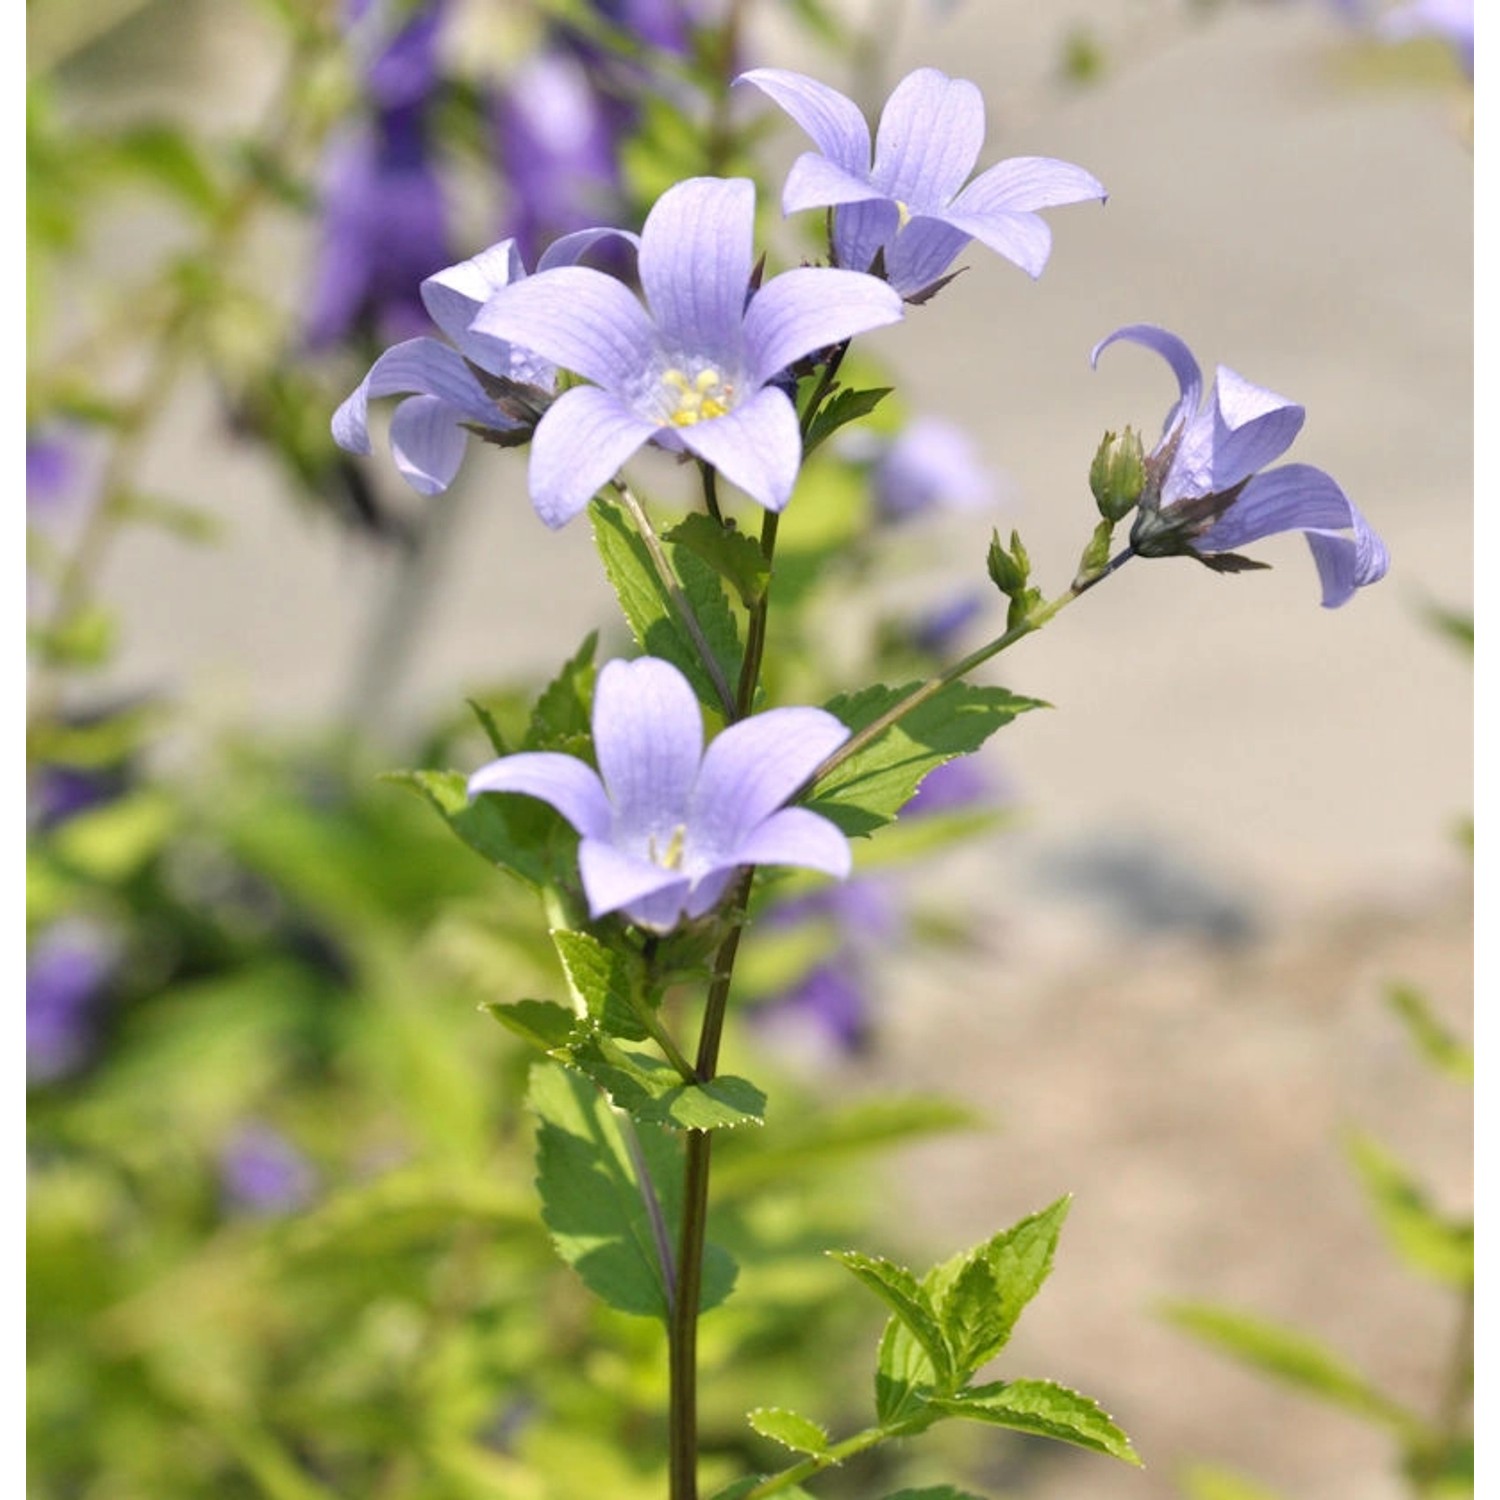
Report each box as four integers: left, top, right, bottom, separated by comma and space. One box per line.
1074, 518, 1115, 588
831, 1251, 954, 1389
480, 999, 580, 1053
803, 384, 893, 457
665, 512, 770, 608
568, 1033, 766, 1131
1344, 1129, 1473, 1287
809, 682, 1043, 836
590, 495, 740, 712
924, 1379, 1140, 1466
1162, 1302, 1427, 1438
748, 1407, 830, 1455
528, 1061, 736, 1320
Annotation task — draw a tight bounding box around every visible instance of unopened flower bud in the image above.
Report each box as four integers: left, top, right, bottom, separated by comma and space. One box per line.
1089, 426, 1146, 522
986, 527, 1030, 596
1073, 518, 1115, 589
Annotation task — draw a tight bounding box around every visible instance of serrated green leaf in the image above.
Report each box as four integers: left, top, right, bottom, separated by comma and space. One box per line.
552, 928, 649, 1042
466, 698, 509, 755
940, 1256, 1008, 1381
748, 1407, 829, 1455
974, 1195, 1071, 1355
665, 512, 770, 607
1344, 1130, 1473, 1287
590, 496, 740, 711
568, 1033, 766, 1129
385, 768, 565, 889
1163, 1303, 1426, 1437
529, 1061, 735, 1319
809, 682, 1043, 836
1386, 983, 1473, 1083
481, 999, 580, 1053
526, 633, 598, 749
833, 1250, 954, 1388
1179, 1463, 1290, 1500
926, 1379, 1140, 1465
804, 384, 894, 456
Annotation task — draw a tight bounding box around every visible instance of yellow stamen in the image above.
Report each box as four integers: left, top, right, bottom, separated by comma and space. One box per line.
894, 199, 912, 231
648, 825, 688, 870
661, 366, 733, 427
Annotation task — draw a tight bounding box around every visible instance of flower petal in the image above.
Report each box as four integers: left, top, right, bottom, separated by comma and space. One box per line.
1204, 364, 1305, 491
831, 198, 903, 275
1090, 325, 1205, 449
1195, 462, 1365, 551
689, 706, 851, 862
470, 265, 657, 390
951, 155, 1106, 214
675, 386, 802, 512
535, 225, 641, 272
731, 806, 852, 878
420, 240, 526, 347
578, 838, 692, 927
592, 658, 703, 840
388, 395, 469, 495
639, 176, 755, 361
734, 69, 872, 176
782, 152, 888, 216
332, 337, 498, 455
681, 867, 738, 921
871, 68, 984, 209
743, 267, 904, 386
1304, 523, 1391, 609
467, 751, 612, 839
883, 215, 979, 294
528, 386, 657, 528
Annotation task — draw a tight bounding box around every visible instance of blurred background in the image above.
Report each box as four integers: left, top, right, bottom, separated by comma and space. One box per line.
26, 1, 1472, 1497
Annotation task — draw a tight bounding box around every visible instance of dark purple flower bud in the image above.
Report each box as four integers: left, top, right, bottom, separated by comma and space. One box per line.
220, 1124, 319, 1216
27, 920, 116, 1083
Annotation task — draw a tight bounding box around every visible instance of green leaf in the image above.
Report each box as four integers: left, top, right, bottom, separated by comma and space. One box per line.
1163, 1303, 1426, 1437
925, 1379, 1140, 1465
51, 789, 176, 881
809, 682, 1043, 836
481, 999, 580, 1053
972, 1195, 1071, 1359
804, 384, 894, 456
115, 490, 222, 542
879, 1489, 989, 1500
552, 928, 649, 1042
1386, 983, 1473, 1083
665, 512, 770, 607
590, 496, 740, 711
1179, 1463, 1290, 1500
832, 1251, 954, 1389
1344, 1130, 1473, 1287
748, 1407, 829, 1455
526, 633, 598, 749
568, 1033, 766, 1130
384, 768, 566, 889
466, 698, 509, 756
112, 124, 223, 215
529, 1061, 736, 1319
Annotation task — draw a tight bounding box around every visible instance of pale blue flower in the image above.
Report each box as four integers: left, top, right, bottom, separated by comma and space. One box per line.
872, 416, 996, 521
1094, 325, 1389, 606
332, 228, 634, 495
468, 175, 905, 526
467, 657, 852, 932
736, 66, 1105, 299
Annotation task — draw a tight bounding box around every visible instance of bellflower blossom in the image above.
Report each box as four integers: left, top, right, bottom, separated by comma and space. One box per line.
467, 657, 852, 933
470, 176, 905, 526
872, 416, 996, 521
1093, 325, 1388, 606
332, 228, 635, 495
736, 67, 1106, 300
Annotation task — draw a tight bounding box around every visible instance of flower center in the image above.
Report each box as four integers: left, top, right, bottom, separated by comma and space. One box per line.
661, 367, 733, 427
647, 824, 688, 870
893, 199, 913, 231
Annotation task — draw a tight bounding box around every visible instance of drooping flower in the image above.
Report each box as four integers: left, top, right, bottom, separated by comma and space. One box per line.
1093, 325, 1389, 606
305, 0, 453, 349
470, 176, 904, 525
871, 416, 997, 521
332, 228, 634, 495
467, 657, 852, 932
220, 1124, 319, 1217
1379, 0, 1474, 76
735, 67, 1106, 300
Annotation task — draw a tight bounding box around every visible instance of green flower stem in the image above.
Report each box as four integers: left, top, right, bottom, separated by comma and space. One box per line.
743, 1423, 892, 1498
804, 544, 1136, 796
613, 480, 738, 720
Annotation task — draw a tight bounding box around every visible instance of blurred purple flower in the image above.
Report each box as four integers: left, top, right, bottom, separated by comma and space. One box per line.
737, 66, 1106, 299
30, 765, 128, 829
471, 176, 904, 524
902, 755, 999, 817
1093, 325, 1389, 606
27, 920, 116, 1083
220, 1124, 319, 1216
333, 228, 634, 495
873, 416, 996, 521
1380, 0, 1473, 75
468, 657, 852, 933
26, 434, 74, 511
906, 594, 986, 656
753, 963, 872, 1058
305, 2, 451, 349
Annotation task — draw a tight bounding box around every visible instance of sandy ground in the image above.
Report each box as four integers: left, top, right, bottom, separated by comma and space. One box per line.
52, 1, 1473, 1495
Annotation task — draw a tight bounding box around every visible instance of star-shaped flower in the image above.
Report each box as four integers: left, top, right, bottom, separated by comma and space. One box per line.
468, 174, 905, 527
467, 657, 852, 933
736, 66, 1106, 299
332, 228, 634, 495
1093, 325, 1389, 606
